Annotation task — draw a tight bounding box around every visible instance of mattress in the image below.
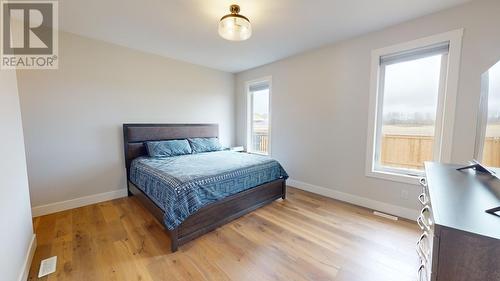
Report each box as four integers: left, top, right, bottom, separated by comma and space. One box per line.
129, 150, 288, 230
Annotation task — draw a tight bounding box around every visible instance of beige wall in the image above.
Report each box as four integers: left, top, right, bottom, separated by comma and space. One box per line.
17, 31, 235, 208
235, 0, 500, 213
0, 69, 34, 281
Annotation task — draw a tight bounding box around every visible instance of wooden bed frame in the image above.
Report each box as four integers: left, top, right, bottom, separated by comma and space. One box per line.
123, 123, 286, 252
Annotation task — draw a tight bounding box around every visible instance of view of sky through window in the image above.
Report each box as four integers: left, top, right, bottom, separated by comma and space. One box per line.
382, 55, 442, 126
252, 89, 269, 117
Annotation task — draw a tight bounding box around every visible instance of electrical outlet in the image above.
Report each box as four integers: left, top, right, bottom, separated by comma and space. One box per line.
38, 256, 57, 278
400, 189, 409, 200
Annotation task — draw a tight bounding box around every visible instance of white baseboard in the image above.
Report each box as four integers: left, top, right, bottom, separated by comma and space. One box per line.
32, 189, 128, 217
18, 234, 36, 281
287, 179, 419, 220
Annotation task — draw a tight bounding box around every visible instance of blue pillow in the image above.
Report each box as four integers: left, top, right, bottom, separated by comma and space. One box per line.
188, 137, 222, 153
145, 139, 192, 157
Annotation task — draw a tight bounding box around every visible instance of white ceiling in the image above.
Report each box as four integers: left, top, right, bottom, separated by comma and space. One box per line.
60, 0, 472, 73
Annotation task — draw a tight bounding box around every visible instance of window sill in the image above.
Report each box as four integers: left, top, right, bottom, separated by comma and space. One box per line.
366, 169, 422, 185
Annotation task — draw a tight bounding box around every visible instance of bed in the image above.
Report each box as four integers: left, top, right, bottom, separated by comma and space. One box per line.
123, 123, 288, 252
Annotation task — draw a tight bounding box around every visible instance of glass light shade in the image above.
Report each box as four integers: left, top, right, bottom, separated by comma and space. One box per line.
218, 16, 252, 41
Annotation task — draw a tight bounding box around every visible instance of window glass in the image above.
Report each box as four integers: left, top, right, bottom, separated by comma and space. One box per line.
376, 54, 444, 173
249, 84, 270, 154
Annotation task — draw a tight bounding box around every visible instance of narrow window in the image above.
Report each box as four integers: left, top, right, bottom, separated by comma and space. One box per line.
367, 30, 463, 183
376, 44, 447, 175
476, 61, 500, 167
247, 79, 271, 155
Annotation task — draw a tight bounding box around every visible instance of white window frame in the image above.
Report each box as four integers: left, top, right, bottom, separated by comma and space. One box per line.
246, 76, 272, 155
365, 29, 463, 185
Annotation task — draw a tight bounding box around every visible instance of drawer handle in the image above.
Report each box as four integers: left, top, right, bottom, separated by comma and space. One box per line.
418, 232, 428, 242
416, 243, 426, 261
420, 206, 433, 228
418, 193, 428, 205
417, 215, 430, 231
417, 263, 425, 279
418, 263, 429, 281
417, 232, 430, 259
419, 178, 427, 187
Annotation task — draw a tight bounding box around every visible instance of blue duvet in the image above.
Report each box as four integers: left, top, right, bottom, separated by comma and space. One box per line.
129, 150, 288, 230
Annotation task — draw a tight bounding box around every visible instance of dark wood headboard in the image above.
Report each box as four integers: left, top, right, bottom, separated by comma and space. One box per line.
123, 123, 219, 179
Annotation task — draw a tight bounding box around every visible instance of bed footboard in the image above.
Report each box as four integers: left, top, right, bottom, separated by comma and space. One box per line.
128, 179, 286, 252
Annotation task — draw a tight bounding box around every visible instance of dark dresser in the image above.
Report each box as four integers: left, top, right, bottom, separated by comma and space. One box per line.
417, 162, 500, 281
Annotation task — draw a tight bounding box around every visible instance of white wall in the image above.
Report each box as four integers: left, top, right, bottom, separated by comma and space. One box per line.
17, 31, 235, 210
0, 69, 35, 281
235, 0, 500, 214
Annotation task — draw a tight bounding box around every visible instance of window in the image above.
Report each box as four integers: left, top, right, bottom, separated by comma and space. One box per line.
366, 30, 463, 184
247, 78, 271, 155
476, 60, 500, 168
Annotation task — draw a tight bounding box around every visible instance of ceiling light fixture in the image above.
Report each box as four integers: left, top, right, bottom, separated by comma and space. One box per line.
218, 4, 252, 41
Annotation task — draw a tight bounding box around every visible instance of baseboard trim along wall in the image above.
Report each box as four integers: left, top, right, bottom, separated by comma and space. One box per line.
18, 234, 36, 281
32, 189, 128, 217
31, 181, 418, 220
287, 179, 419, 220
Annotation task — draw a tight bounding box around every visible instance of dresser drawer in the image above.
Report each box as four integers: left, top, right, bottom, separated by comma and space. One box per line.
422, 163, 500, 281
417, 177, 434, 281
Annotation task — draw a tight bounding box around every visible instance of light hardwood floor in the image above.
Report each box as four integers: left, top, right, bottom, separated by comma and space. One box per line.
28, 187, 419, 281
